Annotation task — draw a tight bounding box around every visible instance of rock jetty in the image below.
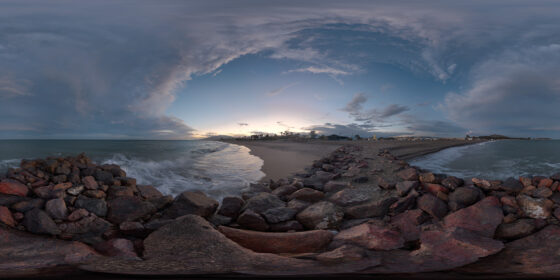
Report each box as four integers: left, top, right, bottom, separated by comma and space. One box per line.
1, 146, 560, 277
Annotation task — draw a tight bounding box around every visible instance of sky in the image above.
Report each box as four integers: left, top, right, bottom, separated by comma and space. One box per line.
1, 0, 560, 139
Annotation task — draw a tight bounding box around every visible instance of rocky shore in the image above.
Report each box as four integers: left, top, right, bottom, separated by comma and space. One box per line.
1, 143, 560, 278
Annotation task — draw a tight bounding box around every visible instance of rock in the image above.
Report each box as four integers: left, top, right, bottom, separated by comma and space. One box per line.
316, 245, 367, 264
329, 187, 377, 207
52, 182, 72, 191
23, 208, 61, 235
501, 177, 523, 193
397, 168, 418, 181
554, 208, 560, 220
137, 185, 162, 199
68, 208, 89, 222
0, 206, 15, 227
164, 191, 218, 219
533, 187, 553, 198
236, 209, 269, 231
45, 198, 68, 220
67, 185, 84, 196
287, 199, 311, 212
413, 227, 504, 269
119, 221, 146, 236
443, 196, 503, 238
94, 238, 139, 259
333, 223, 405, 250
148, 195, 173, 210
352, 176, 369, 183
324, 181, 349, 193
422, 183, 449, 197
0, 225, 98, 277
516, 195, 553, 219
419, 172, 437, 184
417, 194, 448, 219
448, 186, 482, 211
82, 176, 98, 190
0, 193, 28, 206
107, 185, 134, 199
456, 225, 560, 275
269, 220, 304, 232
75, 195, 107, 217
519, 176, 533, 188
389, 190, 419, 215
297, 201, 343, 230
144, 219, 174, 231
315, 171, 337, 183
345, 196, 398, 219
108, 196, 157, 224
395, 181, 418, 196
495, 218, 536, 240
472, 178, 493, 190
83, 189, 106, 199
538, 178, 553, 188
218, 226, 333, 254
209, 214, 232, 226
218, 196, 244, 218
551, 193, 560, 204
391, 209, 427, 242
441, 176, 463, 190
271, 185, 298, 199
58, 215, 112, 244
11, 198, 45, 212
242, 192, 285, 215
288, 188, 325, 202
374, 176, 396, 189
262, 207, 297, 224
94, 169, 113, 185
0, 180, 28, 196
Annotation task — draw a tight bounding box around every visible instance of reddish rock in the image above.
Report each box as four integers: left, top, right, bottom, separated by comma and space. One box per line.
500, 195, 519, 209
316, 245, 367, 264
333, 223, 405, 250
68, 208, 89, 222
83, 189, 106, 199
52, 182, 72, 191
538, 178, 553, 188
397, 168, 418, 181
0, 206, 15, 227
395, 181, 418, 196
443, 196, 503, 238
218, 196, 244, 218
519, 176, 532, 188
94, 238, 139, 259
296, 201, 343, 230
137, 185, 163, 199
218, 226, 333, 254
389, 190, 419, 215
414, 227, 504, 268
441, 176, 464, 190
163, 191, 218, 219
236, 209, 269, 231
288, 188, 325, 202
417, 194, 448, 219
423, 183, 449, 196
533, 187, 553, 198
391, 209, 427, 242
0, 180, 28, 197
516, 195, 553, 219
472, 178, 492, 190
82, 176, 98, 190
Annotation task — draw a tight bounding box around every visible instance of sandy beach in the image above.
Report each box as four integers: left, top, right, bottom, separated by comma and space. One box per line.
226, 139, 484, 181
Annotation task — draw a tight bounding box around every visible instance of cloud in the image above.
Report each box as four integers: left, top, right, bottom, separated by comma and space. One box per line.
379, 104, 410, 118
305, 122, 398, 138
441, 44, 560, 137
342, 93, 409, 123
342, 92, 367, 114
266, 83, 298, 96
288, 66, 349, 76
238, 122, 248, 126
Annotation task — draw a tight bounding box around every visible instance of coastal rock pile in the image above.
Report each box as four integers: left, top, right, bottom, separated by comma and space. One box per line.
2, 146, 560, 277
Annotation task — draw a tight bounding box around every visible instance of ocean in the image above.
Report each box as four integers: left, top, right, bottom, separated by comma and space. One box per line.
410, 140, 560, 180
0, 140, 264, 200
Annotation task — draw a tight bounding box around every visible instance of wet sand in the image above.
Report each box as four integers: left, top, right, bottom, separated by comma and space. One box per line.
225, 139, 484, 181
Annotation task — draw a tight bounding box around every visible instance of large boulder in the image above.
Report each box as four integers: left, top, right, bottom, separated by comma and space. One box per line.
296, 201, 343, 230
448, 186, 481, 211
390, 209, 428, 242
136, 185, 163, 200
45, 198, 68, 220
237, 209, 269, 231
0, 180, 29, 196
443, 196, 503, 238
495, 218, 536, 240
58, 215, 112, 244
417, 194, 448, 219
395, 181, 418, 196
261, 207, 297, 224
108, 196, 157, 224
333, 222, 405, 250
288, 188, 324, 202
0, 225, 98, 277
22, 208, 61, 235
75, 195, 107, 217
164, 191, 218, 219
218, 226, 333, 254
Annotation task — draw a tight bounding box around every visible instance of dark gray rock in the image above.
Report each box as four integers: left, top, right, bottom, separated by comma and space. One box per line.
164, 191, 218, 219
75, 195, 107, 217
262, 207, 297, 224
23, 208, 61, 235
108, 196, 157, 224
495, 219, 536, 240
45, 198, 68, 220
237, 209, 269, 231
296, 201, 343, 230
218, 196, 244, 218
417, 194, 448, 219
242, 192, 285, 214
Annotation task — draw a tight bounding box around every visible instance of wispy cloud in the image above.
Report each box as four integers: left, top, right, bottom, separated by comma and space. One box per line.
238, 122, 248, 126
266, 83, 298, 96
288, 66, 349, 76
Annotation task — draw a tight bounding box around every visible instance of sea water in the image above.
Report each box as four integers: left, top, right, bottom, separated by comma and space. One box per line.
410, 140, 560, 180
0, 140, 264, 199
